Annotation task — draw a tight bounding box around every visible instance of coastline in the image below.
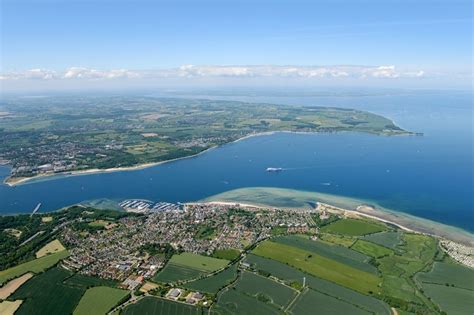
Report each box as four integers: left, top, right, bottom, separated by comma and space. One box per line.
203, 187, 474, 247
2, 128, 412, 187
205, 199, 474, 247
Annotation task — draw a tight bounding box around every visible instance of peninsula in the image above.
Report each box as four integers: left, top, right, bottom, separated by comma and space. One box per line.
0, 96, 415, 185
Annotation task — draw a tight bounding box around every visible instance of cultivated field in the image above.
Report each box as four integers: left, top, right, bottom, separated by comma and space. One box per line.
212, 249, 241, 261
252, 240, 381, 294
0, 300, 23, 315
0, 250, 69, 285
0, 273, 33, 299
234, 271, 297, 309
415, 262, 474, 314
10, 267, 84, 315
289, 288, 370, 315
154, 253, 229, 283
63, 273, 118, 289
183, 263, 238, 294
274, 235, 376, 274
321, 218, 387, 236
73, 286, 129, 315
351, 240, 393, 258
122, 296, 201, 315
362, 231, 402, 249
212, 287, 279, 315
35, 239, 66, 258
244, 254, 391, 315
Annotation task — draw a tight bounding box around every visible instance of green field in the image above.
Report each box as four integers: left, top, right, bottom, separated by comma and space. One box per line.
253, 240, 381, 294
289, 288, 371, 315
122, 296, 201, 315
415, 262, 474, 314
0, 250, 69, 285
212, 249, 241, 261
9, 267, 84, 315
183, 263, 238, 294
154, 253, 229, 283
212, 288, 280, 315
351, 240, 393, 258
73, 286, 129, 315
63, 273, 118, 289
244, 254, 391, 315
362, 231, 402, 249
169, 253, 229, 272
321, 218, 387, 236
234, 271, 297, 309
274, 235, 376, 274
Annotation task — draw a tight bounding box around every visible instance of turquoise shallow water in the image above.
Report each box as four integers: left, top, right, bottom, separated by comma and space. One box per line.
0, 90, 472, 232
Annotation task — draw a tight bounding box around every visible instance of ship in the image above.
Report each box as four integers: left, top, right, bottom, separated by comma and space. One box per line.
266, 167, 283, 172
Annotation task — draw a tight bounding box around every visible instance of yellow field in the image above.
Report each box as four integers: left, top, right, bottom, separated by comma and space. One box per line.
35, 240, 66, 258
0, 273, 33, 299
139, 282, 159, 293
0, 300, 23, 315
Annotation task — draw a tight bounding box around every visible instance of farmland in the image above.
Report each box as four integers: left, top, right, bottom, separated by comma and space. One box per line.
64, 273, 118, 289
0, 300, 23, 315
244, 254, 391, 315
0, 250, 69, 285
351, 239, 393, 258
0, 273, 33, 299
362, 231, 402, 249
289, 288, 371, 315
73, 286, 129, 315
212, 249, 241, 261
321, 218, 387, 236
121, 296, 202, 315
183, 264, 238, 294
234, 271, 297, 309
9, 267, 84, 315
35, 239, 66, 258
252, 240, 381, 294
415, 262, 474, 314
212, 287, 280, 315
154, 253, 229, 283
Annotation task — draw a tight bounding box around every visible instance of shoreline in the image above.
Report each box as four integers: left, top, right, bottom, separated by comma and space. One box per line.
2, 129, 413, 187
202, 199, 474, 247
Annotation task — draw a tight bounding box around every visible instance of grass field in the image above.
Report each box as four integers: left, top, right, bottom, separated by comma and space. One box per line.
362, 231, 402, 249
321, 218, 387, 236
0, 300, 23, 315
212, 249, 241, 261
0, 250, 69, 285
35, 239, 66, 258
73, 286, 129, 315
122, 296, 201, 315
154, 253, 229, 284
320, 233, 356, 247
415, 262, 474, 289
416, 283, 474, 315
244, 254, 391, 315
351, 240, 393, 258
183, 263, 238, 294
212, 288, 280, 315
253, 240, 381, 294
289, 288, 371, 315
10, 267, 84, 315
235, 271, 297, 309
170, 253, 229, 272
274, 235, 376, 274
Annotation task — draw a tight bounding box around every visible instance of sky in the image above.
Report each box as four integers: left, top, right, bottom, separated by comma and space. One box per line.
0, 0, 472, 91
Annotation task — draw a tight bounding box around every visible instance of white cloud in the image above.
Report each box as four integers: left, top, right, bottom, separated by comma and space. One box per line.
0, 65, 424, 81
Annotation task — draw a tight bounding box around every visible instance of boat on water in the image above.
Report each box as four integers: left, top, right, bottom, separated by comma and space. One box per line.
266, 167, 283, 172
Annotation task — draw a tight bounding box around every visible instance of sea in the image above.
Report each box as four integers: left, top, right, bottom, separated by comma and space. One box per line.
0, 90, 472, 233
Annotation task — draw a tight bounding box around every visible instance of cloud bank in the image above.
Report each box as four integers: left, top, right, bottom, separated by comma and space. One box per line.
1, 65, 425, 81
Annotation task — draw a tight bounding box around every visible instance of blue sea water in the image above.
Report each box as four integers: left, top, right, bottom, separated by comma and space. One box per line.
0, 90, 472, 232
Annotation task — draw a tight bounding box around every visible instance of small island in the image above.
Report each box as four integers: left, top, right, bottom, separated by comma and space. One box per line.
0, 96, 416, 185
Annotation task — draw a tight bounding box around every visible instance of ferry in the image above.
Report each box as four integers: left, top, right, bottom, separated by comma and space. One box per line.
266, 167, 283, 172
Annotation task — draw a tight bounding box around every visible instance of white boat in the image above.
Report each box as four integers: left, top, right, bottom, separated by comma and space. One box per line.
266, 167, 283, 172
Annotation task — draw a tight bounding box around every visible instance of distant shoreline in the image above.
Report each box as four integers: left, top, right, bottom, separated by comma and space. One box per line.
2, 129, 414, 187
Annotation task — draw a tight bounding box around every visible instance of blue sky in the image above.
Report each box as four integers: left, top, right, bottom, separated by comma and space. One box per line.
1, 0, 472, 90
